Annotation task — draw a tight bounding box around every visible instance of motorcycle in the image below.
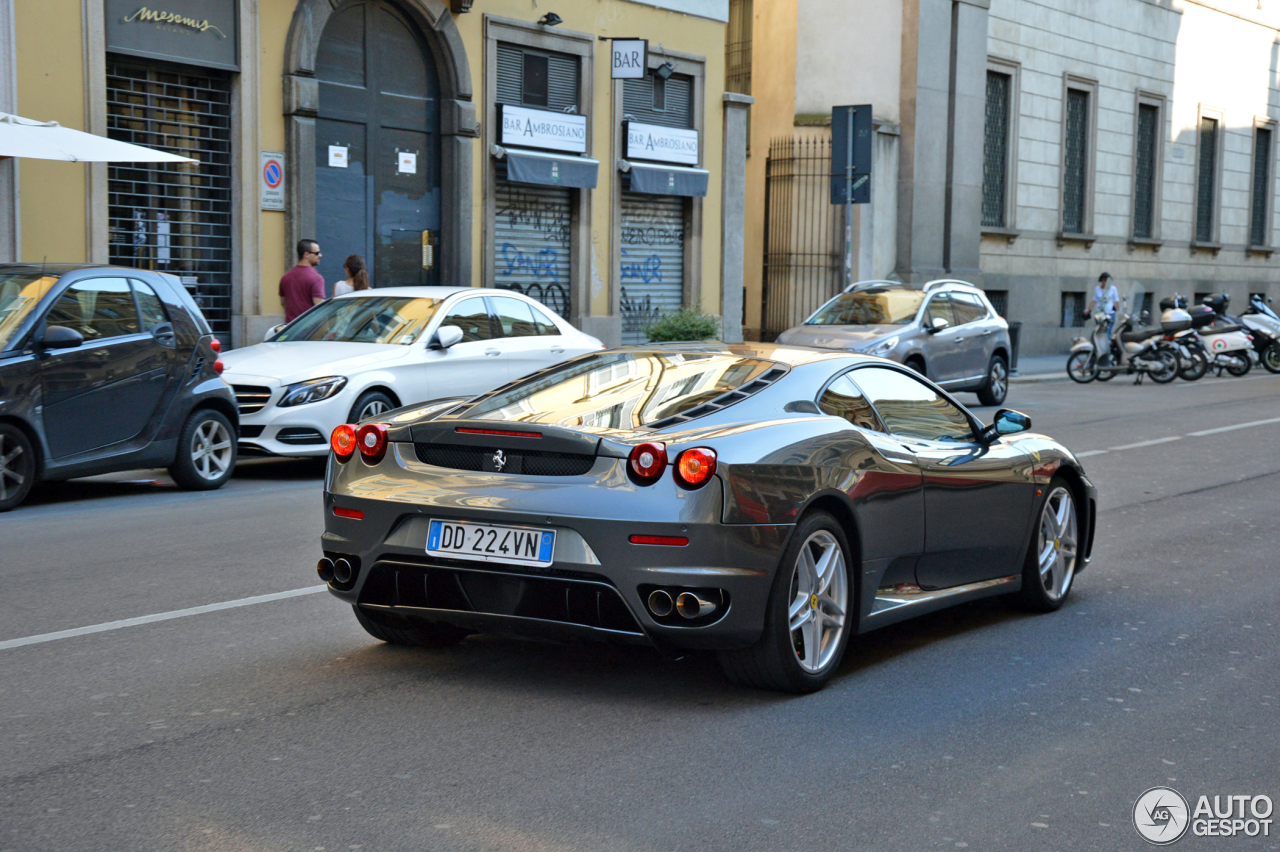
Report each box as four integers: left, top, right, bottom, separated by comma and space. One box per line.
1160, 294, 1252, 378
1067, 303, 1179, 384
1158, 296, 1209, 381
1197, 294, 1256, 377
1239, 294, 1280, 374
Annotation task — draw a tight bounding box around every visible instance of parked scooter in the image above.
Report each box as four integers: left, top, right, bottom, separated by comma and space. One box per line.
1196, 294, 1255, 376
1239, 294, 1280, 374
1158, 296, 1209, 381
1067, 296, 1179, 384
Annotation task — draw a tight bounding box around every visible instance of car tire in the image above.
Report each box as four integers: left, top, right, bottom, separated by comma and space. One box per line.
904, 356, 926, 377
0, 423, 37, 512
169, 408, 237, 491
717, 511, 853, 693
1016, 477, 1080, 613
348, 389, 396, 424
353, 605, 469, 648
976, 354, 1009, 406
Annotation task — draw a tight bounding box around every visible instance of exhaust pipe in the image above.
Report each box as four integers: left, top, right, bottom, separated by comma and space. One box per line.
317, 557, 335, 583
647, 589, 674, 617
332, 558, 354, 584
676, 592, 716, 619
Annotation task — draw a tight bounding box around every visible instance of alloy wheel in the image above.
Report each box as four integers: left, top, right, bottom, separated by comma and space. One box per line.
787, 530, 848, 673
359, 399, 389, 420
0, 432, 28, 502
989, 359, 1008, 400
190, 419, 233, 481
1036, 487, 1078, 602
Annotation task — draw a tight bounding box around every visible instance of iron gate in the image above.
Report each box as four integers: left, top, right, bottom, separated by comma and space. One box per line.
761, 135, 845, 339
106, 57, 233, 336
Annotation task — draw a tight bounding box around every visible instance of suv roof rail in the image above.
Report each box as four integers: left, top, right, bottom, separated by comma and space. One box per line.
841, 278, 904, 294
922, 278, 978, 293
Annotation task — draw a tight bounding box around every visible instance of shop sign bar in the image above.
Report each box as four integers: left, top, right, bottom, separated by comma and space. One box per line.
498, 105, 587, 155
105, 0, 240, 72
610, 39, 648, 79
625, 122, 699, 166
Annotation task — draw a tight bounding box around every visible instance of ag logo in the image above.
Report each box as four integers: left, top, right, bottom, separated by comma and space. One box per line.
1134, 786, 1190, 845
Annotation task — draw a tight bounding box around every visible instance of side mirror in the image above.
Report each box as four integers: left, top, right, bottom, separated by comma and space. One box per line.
431, 325, 464, 350
41, 325, 84, 349
981, 408, 1031, 443
927, 316, 949, 334
264, 323, 286, 342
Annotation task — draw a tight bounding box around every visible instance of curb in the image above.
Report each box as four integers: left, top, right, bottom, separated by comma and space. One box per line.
1010, 372, 1070, 384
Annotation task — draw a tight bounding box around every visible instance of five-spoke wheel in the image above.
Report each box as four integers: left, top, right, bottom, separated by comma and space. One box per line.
169, 409, 237, 491
1018, 480, 1079, 611
787, 530, 848, 674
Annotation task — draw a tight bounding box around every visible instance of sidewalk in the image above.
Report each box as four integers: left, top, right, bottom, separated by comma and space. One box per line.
1011, 354, 1068, 383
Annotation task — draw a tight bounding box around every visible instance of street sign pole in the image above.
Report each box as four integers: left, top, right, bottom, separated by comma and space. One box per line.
830, 104, 872, 291
845, 107, 854, 292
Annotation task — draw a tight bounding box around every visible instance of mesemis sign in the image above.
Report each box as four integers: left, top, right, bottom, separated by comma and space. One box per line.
105, 0, 239, 71
499, 105, 588, 155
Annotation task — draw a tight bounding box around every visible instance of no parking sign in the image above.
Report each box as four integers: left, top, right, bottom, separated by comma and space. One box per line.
260, 151, 285, 211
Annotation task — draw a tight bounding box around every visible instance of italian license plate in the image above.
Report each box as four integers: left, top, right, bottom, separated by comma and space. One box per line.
427, 519, 555, 567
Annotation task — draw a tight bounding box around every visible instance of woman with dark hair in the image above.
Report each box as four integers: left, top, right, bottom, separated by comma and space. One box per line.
333, 255, 369, 297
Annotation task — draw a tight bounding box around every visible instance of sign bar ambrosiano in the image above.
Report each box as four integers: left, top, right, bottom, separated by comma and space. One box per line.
625, 122, 699, 166
498, 105, 588, 155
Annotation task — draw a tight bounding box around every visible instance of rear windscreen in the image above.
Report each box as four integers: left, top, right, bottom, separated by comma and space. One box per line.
453, 352, 782, 430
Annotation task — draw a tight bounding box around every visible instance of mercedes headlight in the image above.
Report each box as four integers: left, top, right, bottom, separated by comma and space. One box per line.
278, 376, 348, 407
865, 336, 899, 355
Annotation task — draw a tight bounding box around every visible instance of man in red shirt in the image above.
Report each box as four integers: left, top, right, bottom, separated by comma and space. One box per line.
279, 239, 326, 322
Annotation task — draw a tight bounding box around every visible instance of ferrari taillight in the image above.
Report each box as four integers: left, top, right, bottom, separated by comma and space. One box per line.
357, 423, 389, 463
674, 448, 717, 488
331, 424, 357, 461
628, 442, 667, 484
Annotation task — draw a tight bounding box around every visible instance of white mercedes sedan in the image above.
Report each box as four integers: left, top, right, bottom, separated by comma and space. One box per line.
220, 287, 603, 458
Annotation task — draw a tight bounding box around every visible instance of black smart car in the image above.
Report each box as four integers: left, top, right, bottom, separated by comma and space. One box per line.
0, 264, 238, 511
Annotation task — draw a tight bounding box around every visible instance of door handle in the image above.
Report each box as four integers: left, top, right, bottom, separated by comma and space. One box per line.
982, 329, 995, 336
484, 349, 500, 357
550, 348, 564, 354
954, 337, 965, 343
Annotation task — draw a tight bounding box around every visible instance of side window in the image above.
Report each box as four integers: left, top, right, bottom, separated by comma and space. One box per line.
438, 299, 494, 343
818, 375, 884, 432
848, 366, 975, 443
950, 292, 987, 325
131, 279, 169, 331
924, 294, 955, 328
490, 296, 539, 338
530, 304, 561, 336
44, 277, 139, 342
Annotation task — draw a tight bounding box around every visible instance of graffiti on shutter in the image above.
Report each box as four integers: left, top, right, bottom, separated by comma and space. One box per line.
620, 193, 685, 344
494, 179, 572, 318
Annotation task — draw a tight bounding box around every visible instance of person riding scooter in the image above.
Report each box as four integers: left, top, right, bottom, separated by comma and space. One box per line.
1087, 272, 1123, 363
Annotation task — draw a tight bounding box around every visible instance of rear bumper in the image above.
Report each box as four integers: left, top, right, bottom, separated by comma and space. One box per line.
321, 444, 791, 651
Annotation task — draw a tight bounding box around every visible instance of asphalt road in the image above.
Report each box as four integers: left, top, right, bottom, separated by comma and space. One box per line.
2, 373, 1279, 851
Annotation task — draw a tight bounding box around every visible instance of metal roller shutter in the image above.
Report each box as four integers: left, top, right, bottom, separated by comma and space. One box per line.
620, 193, 685, 344
494, 177, 573, 319
106, 57, 232, 337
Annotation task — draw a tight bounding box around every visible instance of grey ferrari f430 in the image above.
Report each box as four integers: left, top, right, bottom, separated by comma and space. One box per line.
319, 344, 1096, 693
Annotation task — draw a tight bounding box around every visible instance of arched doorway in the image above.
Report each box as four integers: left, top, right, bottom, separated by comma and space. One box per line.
313, 0, 441, 290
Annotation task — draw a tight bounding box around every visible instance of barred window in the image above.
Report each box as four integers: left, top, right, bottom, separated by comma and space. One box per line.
1133, 103, 1159, 239
1061, 292, 1086, 328
983, 71, 1011, 228
1195, 116, 1218, 243
1250, 126, 1272, 247
985, 289, 1009, 318
1063, 89, 1090, 234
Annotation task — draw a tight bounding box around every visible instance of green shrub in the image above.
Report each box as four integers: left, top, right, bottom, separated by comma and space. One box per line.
644, 308, 720, 343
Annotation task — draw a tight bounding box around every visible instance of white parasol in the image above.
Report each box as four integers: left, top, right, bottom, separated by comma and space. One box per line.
0, 112, 197, 163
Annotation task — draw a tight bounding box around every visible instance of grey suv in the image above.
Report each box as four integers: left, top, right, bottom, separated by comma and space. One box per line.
776, 279, 1012, 405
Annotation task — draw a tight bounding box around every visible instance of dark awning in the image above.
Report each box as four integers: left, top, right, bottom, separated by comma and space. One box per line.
622, 160, 710, 197
496, 145, 599, 189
